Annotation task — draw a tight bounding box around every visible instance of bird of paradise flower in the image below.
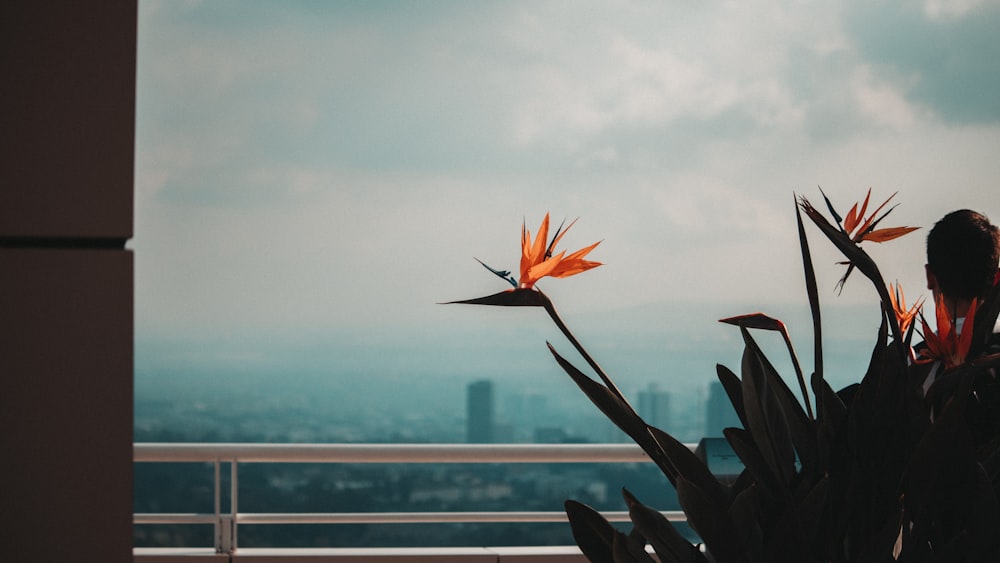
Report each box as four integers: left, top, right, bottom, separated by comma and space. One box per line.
917, 294, 977, 372
448, 214, 712, 486
816, 188, 920, 293
887, 282, 924, 362
798, 189, 921, 360
446, 214, 629, 403
889, 282, 923, 335
472, 213, 603, 291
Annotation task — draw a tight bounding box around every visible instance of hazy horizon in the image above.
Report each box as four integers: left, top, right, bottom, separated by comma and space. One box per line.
134, 1, 1000, 419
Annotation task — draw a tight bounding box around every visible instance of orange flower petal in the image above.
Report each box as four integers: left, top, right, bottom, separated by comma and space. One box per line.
844, 200, 863, 235
852, 191, 896, 238
527, 251, 566, 283
920, 293, 977, 370
550, 258, 602, 279
516, 213, 601, 288
547, 217, 579, 257
861, 226, 920, 243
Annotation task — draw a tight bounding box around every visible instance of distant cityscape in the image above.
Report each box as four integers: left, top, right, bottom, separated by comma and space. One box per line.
134, 372, 739, 548
462, 378, 740, 445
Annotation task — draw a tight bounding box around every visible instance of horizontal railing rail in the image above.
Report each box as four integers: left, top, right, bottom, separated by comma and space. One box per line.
134, 442, 693, 554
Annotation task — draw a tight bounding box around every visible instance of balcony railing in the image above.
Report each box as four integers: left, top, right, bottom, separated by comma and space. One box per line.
133, 442, 694, 560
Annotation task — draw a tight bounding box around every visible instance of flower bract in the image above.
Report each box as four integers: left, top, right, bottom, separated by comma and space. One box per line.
841, 189, 919, 244
888, 282, 923, 336
917, 293, 977, 371
518, 213, 602, 289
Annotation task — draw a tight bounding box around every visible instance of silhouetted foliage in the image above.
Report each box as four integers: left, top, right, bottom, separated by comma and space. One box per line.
549, 195, 1000, 562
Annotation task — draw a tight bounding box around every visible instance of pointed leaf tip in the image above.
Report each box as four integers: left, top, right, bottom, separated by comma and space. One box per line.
442, 288, 545, 307
720, 312, 786, 332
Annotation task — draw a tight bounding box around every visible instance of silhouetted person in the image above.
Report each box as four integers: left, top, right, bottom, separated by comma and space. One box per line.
919, 209, 1000, 441
924, 209, 1000, 331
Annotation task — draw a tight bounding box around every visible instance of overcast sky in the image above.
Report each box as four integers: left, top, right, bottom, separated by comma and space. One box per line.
134, 0, 1000, 389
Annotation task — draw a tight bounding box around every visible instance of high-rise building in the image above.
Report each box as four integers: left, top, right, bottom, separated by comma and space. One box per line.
638, 383, 671, 430
467, 379, 495, 443
706, 380, 741, 437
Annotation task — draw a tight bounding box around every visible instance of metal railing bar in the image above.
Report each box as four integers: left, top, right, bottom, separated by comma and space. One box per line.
234, 510, 689, 524
134, 442, 697, 552
135, 513, 219, 525
135, 510, 688, 526
133, 443, 673, 464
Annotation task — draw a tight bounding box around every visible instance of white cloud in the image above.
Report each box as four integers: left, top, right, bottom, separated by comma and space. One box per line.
923, 0, 993, 20
851, 65, 920, 130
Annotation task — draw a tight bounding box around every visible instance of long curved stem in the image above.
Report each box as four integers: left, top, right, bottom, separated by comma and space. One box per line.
537, 289, 639, 415
780, 328, 814, 420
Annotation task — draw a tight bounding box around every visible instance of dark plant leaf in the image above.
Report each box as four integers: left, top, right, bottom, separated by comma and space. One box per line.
612, 528, 656, 563
724, 427, 784, 503
799, 196, 904, 352
764, 505, 812, 562
852, 506, 905, 563
796, 195, 824, 384
960, 464, 1000, 561
970, 278, 1000, 359
797, 475, 830, 556
646, 425, 728, 508
565, 500, 616, 563
676, 476, 741, 563
902, 370, 975, 513
538, 290, 637, 415
810, 372, 846, 479
841, 316, 919, 561
722, 311, 815, 419
548, 343, 677, 483
740, 328, 797, 487
623, 488, 708, 563
442, 288, 544, 307
725, 481, 762, 558
740, 327, 818, 478
719, 312, 784, 331
811, 371, 845, 428
726, 467, 757, 503
716, 364, 748, 431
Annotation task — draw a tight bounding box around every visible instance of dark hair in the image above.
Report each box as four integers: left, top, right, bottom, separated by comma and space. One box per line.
926, 209, 1000, 300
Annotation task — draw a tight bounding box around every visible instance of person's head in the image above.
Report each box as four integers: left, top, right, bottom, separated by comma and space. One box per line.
925, 209, 1000, 306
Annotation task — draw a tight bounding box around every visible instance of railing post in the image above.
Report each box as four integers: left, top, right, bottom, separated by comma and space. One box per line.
213, 460, 222, 553
230, 460, 239, 553
215, 460, 238, 554
218, 514, 234, 554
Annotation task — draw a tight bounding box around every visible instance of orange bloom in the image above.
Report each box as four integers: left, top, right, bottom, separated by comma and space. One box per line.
519, 214, 602, 289
918, 294, 977, 371
809, 188, 920, 293
888, 282, 923, 335
842, 189, 919, 243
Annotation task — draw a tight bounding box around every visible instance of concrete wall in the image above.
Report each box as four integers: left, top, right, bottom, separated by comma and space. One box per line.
0, 2, 136, 562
